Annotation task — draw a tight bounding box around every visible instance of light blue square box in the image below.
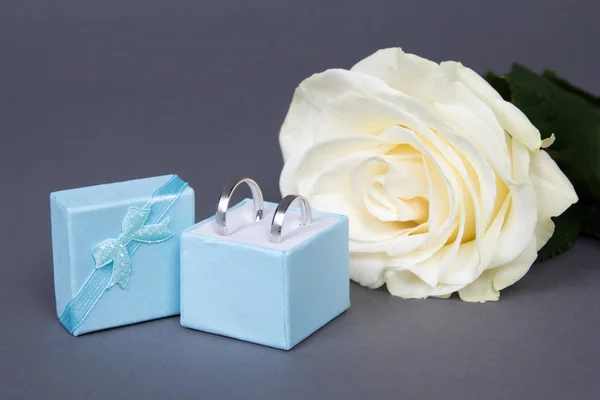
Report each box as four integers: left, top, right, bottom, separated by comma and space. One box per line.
180, 199, 350, 350
50, 174, 194, 336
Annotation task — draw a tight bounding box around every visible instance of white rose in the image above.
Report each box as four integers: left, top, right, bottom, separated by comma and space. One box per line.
279, 48, 578, 302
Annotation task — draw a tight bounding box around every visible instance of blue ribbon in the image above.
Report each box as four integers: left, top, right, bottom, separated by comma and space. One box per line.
59, 175, 188, 335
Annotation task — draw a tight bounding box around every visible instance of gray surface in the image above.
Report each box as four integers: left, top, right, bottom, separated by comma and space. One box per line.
1, 0, 599, 399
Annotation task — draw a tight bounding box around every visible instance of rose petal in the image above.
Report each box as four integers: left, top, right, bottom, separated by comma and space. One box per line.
440, 61, 502, 101
280, 134, 393, 196
529, 149, 578, 249
349, 252, 388, 288
530, 150, 578, 219
310, 191, 411, 243
379, 126, 459, 244
456, 269, 500, 302
441, 61, 542, 151
280, 69, 394, 161
493, 236, 538, 291
488, 98, 543, 151
352, 49, 510, 163
541, 134, 556, 148
350, 231, 427, 255
458, 236, 537, 302
385, 269, 466, 299
510, 135, 532, 185
352, 48, 446, 102
489, 184, 537, 268
377, 155, 429, 200
439, 194, 510, 286
435, 102, 511, 182
365, 183, 428, 223
408, 199, 466, 287
385, 270, 435, 299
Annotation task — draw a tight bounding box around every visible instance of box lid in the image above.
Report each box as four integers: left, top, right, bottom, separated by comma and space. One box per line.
51, 175, 176, 212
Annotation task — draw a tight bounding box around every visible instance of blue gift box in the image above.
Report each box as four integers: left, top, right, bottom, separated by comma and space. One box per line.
50, 174, 194, 336
180, 198, 350, 350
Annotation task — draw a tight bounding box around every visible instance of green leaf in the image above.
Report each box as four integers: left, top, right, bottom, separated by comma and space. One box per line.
506, 64, 600, 204
484, 71, 512, 101
537, 206, 582, 262
581, 207, 600, 239
542, 70, 600, 108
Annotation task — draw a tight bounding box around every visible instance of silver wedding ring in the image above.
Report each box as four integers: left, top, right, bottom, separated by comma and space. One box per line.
215, 178, 264, 236
269, 195, 313, 243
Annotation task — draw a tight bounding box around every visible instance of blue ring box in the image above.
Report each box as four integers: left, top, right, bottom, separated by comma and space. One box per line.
180, 198, 350, 350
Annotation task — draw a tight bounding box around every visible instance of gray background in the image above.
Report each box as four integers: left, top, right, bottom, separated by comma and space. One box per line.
1, 0, 599, 399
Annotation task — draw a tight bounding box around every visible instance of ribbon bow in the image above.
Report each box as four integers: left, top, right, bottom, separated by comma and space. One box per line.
92, 207, 172, 289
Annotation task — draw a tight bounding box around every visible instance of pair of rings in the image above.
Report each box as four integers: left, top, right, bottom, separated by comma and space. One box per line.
215, 178, 313, 243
